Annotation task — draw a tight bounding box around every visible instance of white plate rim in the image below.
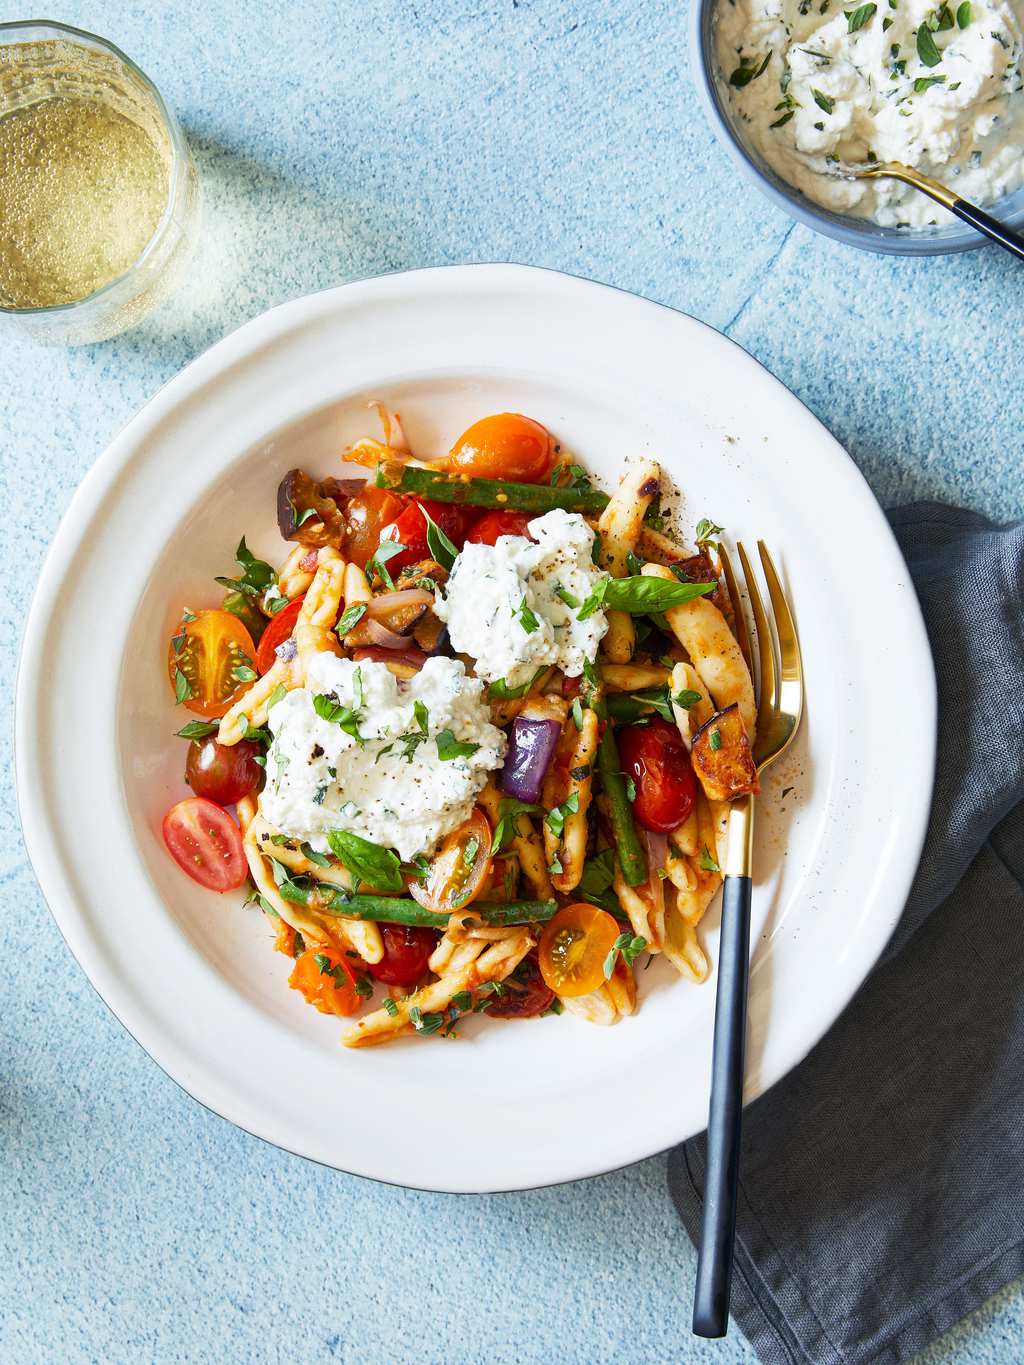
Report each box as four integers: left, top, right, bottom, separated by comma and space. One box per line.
15, 263, 937, 1192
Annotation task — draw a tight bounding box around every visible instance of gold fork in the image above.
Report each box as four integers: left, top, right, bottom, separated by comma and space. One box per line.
692, 541, 804, 1340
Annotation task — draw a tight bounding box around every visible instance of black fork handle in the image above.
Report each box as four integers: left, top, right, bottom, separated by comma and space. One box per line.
950, 198, 1024, 263
692, 872, 752, 1339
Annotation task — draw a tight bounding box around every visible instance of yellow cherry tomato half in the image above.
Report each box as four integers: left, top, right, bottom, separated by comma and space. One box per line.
538, 902, 622, 998
409, 807, 493, 914
167, 608, 257, 719
448, 412, 555, 484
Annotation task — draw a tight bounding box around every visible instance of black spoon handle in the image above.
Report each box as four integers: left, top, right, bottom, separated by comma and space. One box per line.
692, 872, 752, 1339
950, 198, 1024, 262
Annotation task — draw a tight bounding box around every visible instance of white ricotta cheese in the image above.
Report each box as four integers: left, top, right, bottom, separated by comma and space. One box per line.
258, 655, 506, 861
434, 508, 609, 687
716, 0, 1024, 226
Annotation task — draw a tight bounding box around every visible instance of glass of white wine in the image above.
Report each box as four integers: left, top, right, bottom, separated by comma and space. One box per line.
0, 20, 200, 344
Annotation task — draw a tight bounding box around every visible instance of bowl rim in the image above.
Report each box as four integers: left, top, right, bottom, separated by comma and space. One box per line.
687, 0, 1024, 256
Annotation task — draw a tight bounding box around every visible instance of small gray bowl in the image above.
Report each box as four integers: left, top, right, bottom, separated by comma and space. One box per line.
690, 0, 1024, 255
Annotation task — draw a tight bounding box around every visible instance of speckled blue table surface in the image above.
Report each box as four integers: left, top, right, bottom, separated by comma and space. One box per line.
3, 3, 1023, 1363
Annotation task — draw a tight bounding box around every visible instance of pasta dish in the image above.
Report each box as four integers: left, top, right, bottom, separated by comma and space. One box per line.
160, 407, 759, 1046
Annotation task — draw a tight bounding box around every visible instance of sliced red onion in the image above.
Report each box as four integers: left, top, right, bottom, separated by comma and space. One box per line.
500, 716, 561, 804
365, 589, 434, 619
352, 645, 429, 671
640, 828, 668, 922
363, 618, 410, 650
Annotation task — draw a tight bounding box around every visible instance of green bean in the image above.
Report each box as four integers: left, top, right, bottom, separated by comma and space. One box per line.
597, 728, 648, 887
313, 887, 558, 928
375, 461, 608, 515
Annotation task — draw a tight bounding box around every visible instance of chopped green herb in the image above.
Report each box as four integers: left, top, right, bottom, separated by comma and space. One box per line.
603, 932, 648, 979
914, 73, 946, 89
729, 49, 773, 87
577, 574, 716, 621
174, 668, 191, 705
916, 22, 942, 63
488, 667, 546, 700
491, 798, 544, 854
698, 845, 722, 874
812, 88, 835, 113
383, 996, 399, 1018
673, 688, 703, 708
545, 791, 580, 838
571, 696, 585, 731
366, 539, 406, 590
847, 2, 877, 29
956, 0, 971, 23
313, 693, 363, 743
709, 727, 723, 752
336, 602, 368, 637
435, 730, 481, 761
514, 597, 541, 634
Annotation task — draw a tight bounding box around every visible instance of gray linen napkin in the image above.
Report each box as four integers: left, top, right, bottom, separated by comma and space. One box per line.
668, 503, 1024, 1365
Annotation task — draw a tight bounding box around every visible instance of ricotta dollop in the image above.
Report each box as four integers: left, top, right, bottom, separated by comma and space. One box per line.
259, 655, 506, 861
716, 0, 1024, 226
434, 508, 609, 687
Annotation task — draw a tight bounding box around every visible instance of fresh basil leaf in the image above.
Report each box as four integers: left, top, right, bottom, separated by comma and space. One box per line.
174, 668, 191, 705
300, 841, 331, 868
174, 720, 218, 740
367, 539, 406, 590
490, 798, 544, 854
326, 830, 404, 891
419, 504, 458, 571
435, 729, 481, 761
956, 0, 971, 25
913, 73, 946, 89
336, 602, 367, 637
672, 688, 703, 709
578, 575, 716, 619
312, 693, 363, 742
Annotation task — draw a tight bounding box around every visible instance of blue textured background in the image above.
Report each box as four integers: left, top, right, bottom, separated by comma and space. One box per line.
4, 4, 1023, 1363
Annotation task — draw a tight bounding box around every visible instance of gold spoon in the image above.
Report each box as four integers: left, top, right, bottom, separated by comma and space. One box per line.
834, 159, 1024, 261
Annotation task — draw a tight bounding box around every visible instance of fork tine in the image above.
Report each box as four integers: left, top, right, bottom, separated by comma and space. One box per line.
737, 542, 776, 734
757, 542, 804, 726
717, 543, 753, 673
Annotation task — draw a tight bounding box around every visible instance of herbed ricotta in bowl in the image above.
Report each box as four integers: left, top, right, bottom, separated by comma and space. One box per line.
715, 0, 1024, 226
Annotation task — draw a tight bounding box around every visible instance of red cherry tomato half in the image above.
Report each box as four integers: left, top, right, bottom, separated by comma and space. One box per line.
484, 954, 554, 1018
167, 608, 257, 719
379, 499, 471, 574
185, 737, 264, 806
365, 924, 439, 987
448, 413, 555, 483
617, 718, 698, 834
465, 509, 534, 546
345, 485, 406, 569
162, 797, 248, 891
255, 597, 304, 675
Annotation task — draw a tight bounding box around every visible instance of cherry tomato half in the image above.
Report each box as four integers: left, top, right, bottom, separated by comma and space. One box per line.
365, 924, 439, 987
288, 946, 361, 1015
255, 596, 304, 675
409, 808, 493, 914
168, 608, 257, 719
485, 954, 554, 1018
465, 509, 534, 546
162, 796, 248, 892
538, 902, 621, 998
345, 485, 406, 569
449, 413, 555, 483
379, 498, 471, 574
617, 718, 698, 834
185, 736, 264, 806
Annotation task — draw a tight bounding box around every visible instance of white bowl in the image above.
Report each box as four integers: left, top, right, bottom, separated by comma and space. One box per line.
15, 265, 935, 1191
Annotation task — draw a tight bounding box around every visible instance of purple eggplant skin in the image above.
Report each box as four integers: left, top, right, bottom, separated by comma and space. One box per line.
501, 715, 561, 804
